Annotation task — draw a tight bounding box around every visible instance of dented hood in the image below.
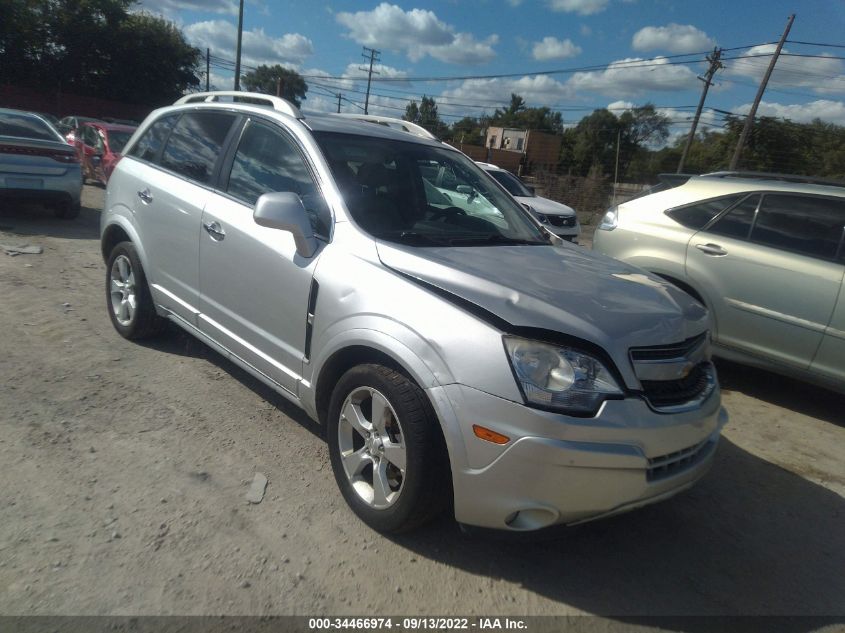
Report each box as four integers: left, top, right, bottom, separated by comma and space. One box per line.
376, 241, 709, 388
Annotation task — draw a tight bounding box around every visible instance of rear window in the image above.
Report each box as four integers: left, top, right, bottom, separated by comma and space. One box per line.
129, 115, 178, 163
750, 194, 845, 261
0, 112, 61, 142
666, 194, 745, 230
159, 112, 236, 184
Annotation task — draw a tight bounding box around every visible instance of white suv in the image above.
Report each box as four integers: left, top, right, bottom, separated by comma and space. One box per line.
477, 162, 581, 242
594, 172, 845, 393
100, 92, 726, 533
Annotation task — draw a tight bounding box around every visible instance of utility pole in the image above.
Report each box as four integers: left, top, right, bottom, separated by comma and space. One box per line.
360, 47, 380, 115
206, 48, 210, 91
677, 47, 723, 173
613, 128, 621, 204
729, 13, 795, 170
233, 0, 245, 90
276, 77, 283, 97
336, 93, 342, 113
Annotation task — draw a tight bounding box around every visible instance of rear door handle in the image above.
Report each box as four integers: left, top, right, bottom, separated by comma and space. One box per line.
203, 221, 226, 241
137, 188, 153, 204
695, 243, 728, 257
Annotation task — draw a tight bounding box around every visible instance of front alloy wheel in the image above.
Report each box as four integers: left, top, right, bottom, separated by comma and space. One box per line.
338, 387, 407, 509
327, 364, 450, 533
109, 254, 137, 327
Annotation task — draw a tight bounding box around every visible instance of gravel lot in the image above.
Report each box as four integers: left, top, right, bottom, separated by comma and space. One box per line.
0, 186, 843, 621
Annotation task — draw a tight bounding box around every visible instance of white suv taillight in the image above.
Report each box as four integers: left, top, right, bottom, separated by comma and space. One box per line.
598, 206, 618, 231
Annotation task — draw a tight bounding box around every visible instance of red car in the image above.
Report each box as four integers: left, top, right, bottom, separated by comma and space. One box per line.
74, 122, 136, 185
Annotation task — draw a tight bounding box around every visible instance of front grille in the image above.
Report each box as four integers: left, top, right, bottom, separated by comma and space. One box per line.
630, 332, 707, 362
647, 439, 713, 481
546, 215, 576, 227
640, 362, 711, 408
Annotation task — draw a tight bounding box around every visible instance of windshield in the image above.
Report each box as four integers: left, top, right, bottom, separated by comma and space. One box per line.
107, 130, 133, 153
315, 132, 548, 246
0, 112, 63, 142
488, 169, 534, 198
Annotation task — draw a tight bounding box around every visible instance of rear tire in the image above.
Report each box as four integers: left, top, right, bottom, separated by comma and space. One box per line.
327, 363, 450, 533
54, 200, 80, 219
106, 241, 166, 340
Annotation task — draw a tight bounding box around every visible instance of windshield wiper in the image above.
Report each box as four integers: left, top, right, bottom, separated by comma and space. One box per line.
379, 231, 448, 246
447, 233, 547, 246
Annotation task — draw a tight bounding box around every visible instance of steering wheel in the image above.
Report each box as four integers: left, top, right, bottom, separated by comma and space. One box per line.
429, 206, 467, 222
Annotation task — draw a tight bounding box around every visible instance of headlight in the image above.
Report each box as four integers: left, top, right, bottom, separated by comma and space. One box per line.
598, 206, 618, 231
504, 336, 622, 415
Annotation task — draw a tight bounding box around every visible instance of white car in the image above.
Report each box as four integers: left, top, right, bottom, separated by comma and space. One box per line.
593, 172, 845, 393
477, 161, 580, 242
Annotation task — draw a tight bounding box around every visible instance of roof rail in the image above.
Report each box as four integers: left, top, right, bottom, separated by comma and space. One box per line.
700, 171, 845, 189
332, 113, 437, 140
174, 91, 303, 119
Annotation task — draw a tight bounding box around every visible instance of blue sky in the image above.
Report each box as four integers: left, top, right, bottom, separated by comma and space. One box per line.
136, 0, 845, 138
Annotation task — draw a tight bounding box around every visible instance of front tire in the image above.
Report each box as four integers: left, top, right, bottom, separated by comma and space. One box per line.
327, 364, 450, 533
106, 241, 166, 340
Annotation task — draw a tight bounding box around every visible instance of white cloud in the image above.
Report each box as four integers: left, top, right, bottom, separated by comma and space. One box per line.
725, 45, 845, 95
135, 0, 237, 16
735, 99, 845, 126
547, 0, 609, 15
336, 3, 497, 65
441, 75, 574, 113
632, 24, 715, 54
566, 56, 700, 97
532, 36, 582, 61
184, 20, 314, 68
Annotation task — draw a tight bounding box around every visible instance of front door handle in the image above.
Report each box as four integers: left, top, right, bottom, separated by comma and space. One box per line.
696, 243, 728, 257
203, 221, 226, 241
137, 188, 153, 204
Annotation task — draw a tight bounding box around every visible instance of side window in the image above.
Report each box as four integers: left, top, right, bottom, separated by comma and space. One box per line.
82, 126, 96, 146
706, 194, 760, 240
666, 194, 744, 230
227, 120, 330, 237
129, 114, 178, 164
750, 194, 845, 261
160, 111, 236, 184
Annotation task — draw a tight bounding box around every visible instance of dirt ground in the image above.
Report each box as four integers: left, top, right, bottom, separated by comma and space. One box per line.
0, 186, 843, 623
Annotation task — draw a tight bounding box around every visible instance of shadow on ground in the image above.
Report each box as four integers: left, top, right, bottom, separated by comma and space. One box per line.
715, 358, 844, 427
0, 199, 101, 241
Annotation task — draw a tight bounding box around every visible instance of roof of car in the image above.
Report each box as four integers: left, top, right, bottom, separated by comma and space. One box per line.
686, 173, 845, 198
304, 112, 446, 146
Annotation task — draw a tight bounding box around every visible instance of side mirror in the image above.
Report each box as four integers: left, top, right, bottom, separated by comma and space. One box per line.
254, 192, 318, 258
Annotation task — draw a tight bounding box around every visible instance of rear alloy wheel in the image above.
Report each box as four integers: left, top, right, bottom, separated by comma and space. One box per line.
106, 241, 166, 340
327, 364, 450, 533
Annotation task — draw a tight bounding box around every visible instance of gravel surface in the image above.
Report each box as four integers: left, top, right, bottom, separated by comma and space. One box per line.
0, 186, 843, 619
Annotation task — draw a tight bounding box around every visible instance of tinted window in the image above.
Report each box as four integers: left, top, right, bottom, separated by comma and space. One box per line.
227, 120, 330, 236
667, 194, 744, 230
489, 170, 533, 197
707, 194, 760, 239
0, 112, 61, 141
750, 194, 845, 260
129, 114, 178, 163
160, 112, 236, 184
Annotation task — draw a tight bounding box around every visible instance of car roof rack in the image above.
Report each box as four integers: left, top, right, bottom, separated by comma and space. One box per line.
700, 171, 845, 189
331, 113, 437, 140
174, 91, 303, 120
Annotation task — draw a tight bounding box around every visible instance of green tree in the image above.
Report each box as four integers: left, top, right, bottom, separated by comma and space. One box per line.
490, 93, 562, 132
404, 96, 446, 136
0, 0, 200, 106
242, 65, 308, 107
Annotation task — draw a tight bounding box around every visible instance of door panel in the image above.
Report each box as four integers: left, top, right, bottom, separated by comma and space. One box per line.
687, 194, 844, 369
198, 193, 319, 395
811, 279, 845, 385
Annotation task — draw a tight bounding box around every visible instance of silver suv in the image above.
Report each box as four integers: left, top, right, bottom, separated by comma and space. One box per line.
101, 92, 726, 533
594, 172, 845, 393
